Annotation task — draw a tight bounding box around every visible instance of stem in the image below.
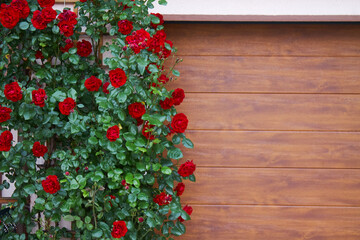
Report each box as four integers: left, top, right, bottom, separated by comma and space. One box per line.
140, 229, 151, 239
92, 186, 98, 229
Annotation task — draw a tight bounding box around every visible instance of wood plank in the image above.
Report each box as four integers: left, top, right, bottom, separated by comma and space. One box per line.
177, 93, 360, 131
180, 168, 360, 206
166, 56, 360, 93
165, 23, 360, 56
181, 131, 360, 168
178, 205, 360, 240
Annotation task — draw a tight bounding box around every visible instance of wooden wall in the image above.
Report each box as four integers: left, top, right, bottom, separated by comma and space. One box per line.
166, 23, 360, 239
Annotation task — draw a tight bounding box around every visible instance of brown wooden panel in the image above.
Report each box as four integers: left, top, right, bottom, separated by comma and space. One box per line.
181, 131, 360, 168
178, 205, 360, 240
166, 56, 360, 93
177, 93, 360, 131
165, 23, 360, 56
180, 168, 360, 206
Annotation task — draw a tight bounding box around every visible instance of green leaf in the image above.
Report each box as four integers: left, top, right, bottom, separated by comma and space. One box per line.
92, 229, 103, 238
167, 148, 183, 160
23, 184, 36, 195
189, 174, 196, 182
68, 88, 77, 99
88, 137, 98, 145
52, 25, 59, 34
70, 179, 79, 190
52, 91, 66, 101
69, 54, 80, 64
85, 216, 91, 224
172, 135, 181, 145
172, 69, 180, 77
19, 22, 29, 30
158, 0, 167, 5
182, 138, 194, 149
161, 166, 172, 175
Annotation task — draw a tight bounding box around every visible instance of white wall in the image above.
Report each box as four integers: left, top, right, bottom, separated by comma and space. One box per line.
151, 0, 360, 15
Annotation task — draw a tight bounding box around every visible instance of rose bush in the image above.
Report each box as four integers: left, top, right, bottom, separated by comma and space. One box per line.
0, 0, 196, 239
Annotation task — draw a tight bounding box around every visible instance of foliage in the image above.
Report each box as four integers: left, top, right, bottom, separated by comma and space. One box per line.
0, 0, 196, 239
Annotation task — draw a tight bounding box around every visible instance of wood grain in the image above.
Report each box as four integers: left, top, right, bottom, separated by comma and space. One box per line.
181, 131, 360, 168
166, 56, 360, 93
177, 93, 360, 131
178, 205, 360, 240
165, 23, 360, 56
180, 167, 360, 206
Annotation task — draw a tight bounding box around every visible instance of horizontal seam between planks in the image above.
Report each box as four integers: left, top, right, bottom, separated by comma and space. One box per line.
186, 129, 360, 132
183, 92, 360, 95
180, 203, 360, 208
174, 54, 360, 57
174, 54, 360, 58
193, 166, 360, 170
185, 129, 360, 133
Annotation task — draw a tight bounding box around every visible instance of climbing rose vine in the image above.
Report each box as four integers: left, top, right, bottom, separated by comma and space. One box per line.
0, 0, 196, 239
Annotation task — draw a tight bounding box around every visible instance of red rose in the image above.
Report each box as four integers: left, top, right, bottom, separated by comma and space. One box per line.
178, 205, 193, 222
150, 13, 164, 29
58, 98, 76, 115
60, 39, 74, 53
153, 192, 172, 206
4, 82, 22, 102
32, 88, 47, 107
138, 217, 144, 223
136, 118, 143, 126
0, 131, 13, 152
174, 182, 185, 196
41, 175, 60, 194
35, 51, 44, 59
106, 125, 120, 142
160, 40, 173, 59
11, 0, 30, 19
171, 113, 188, 133
111, 221, 128, 238
125, 29, 150, 54
32, 141, 48, 157
57, 9, 77, 25
117, 20, 133, 35
109, 68, 127, 88
80, 0, 87, 2
41, 7, 56, 23
128, 102, 145, 119
0, 4, 19, 29
158, 74, 169, 84
160, 97, 174, 110
178, 160, 196, 177
142, 122, 155, 140
102, 82, 110, 94
0, 106, 12, 123
37, 0, 54, 7
172, 88, 185, 106
85, 76, 102, 92
77, 40, 92, 57
31, 10, 47, 30
147, 30, 166, 54
58, 21, 74, 37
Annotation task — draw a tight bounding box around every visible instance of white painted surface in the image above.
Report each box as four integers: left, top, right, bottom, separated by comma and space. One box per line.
151, 0, 360, 15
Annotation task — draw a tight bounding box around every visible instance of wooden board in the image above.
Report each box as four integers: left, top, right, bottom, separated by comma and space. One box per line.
178, 205, 360, 240
180, 167, 360, 206
166, 56, 360, 93
165, 23, 360, 56
177, 93, 360, 131
181, 131, 360, 168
